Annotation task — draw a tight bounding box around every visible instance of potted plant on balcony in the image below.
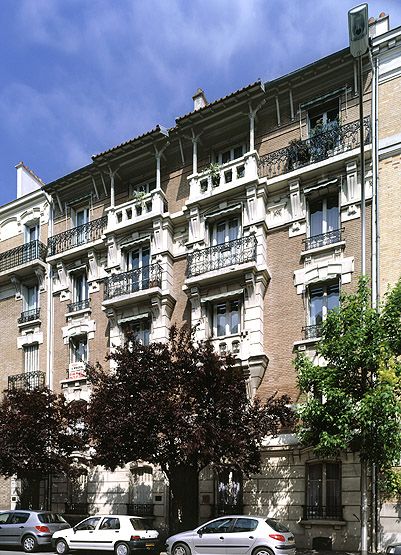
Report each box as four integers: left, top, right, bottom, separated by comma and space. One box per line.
208, 162, 221, 187
287, 138, 310, 171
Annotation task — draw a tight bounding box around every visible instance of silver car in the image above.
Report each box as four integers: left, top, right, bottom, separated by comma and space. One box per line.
165, 515, 296, 555
0, 509, 70, 552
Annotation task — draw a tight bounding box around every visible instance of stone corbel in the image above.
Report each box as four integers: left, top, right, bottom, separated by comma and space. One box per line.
35, 267, 46, 292
245, 185, 257, 224
150, 296, 161, 321
88, 250, 99, 292
189, 206, 200, 243
56, 261, 70, 301
289, 179, 302, 219
244, 272, 256, 303
104, 308, 117, 329
345, 161, 357, 203
152, 219, 162, 252
10, 276, 22, 300
107, 234, 118, 269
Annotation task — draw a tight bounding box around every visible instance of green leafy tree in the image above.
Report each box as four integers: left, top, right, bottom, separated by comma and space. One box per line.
0, 387, 87, 508
87, 325, 294, 532
296, 277, 401, 550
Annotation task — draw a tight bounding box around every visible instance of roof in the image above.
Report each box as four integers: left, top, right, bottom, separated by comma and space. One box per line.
44, 162, 96, 193
175, 80, 265, 125
92, 124, 170, 161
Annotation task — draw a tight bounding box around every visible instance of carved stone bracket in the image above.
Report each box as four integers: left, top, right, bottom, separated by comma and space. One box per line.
10, 275, 22, 300
35, 267, 46, 292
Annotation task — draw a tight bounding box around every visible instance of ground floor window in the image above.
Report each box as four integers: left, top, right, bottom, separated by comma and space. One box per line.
305, 461, 342, 520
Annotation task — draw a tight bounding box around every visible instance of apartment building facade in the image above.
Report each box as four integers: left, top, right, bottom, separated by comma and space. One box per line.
0, 13, 400, 552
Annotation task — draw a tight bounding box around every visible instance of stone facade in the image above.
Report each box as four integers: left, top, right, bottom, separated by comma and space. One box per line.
0, 15, 401, 554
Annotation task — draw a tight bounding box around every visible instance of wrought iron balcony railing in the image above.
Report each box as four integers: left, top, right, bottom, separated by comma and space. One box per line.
67, 299, 90, 313
303, 228, 344, 251
8, 371, 45, 391
302, 324, 323, 340
18, 308, 41, 324
64, 502, 89, 515
127, 503, 154, 517
303, 504, 343, 520
258, 116, 371, 179
214, 503, 243, 517
48, 215, 107, 256
104, 263, 162, 300
0, 240, 46, 273
186, 236, 257, 278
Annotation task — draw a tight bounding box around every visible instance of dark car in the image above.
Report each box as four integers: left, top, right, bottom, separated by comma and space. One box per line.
0, 509, 70, 553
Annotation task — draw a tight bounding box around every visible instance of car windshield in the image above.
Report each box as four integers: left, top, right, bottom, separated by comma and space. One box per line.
130, 518, 153, 530
265, 518, 290, 533
38, 513, 68, 524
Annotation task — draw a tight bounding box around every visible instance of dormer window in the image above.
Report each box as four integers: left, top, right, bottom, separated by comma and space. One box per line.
131, 180, 156, 196
308, 100, 339, 137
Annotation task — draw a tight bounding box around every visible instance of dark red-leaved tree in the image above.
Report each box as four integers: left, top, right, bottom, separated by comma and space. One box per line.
0, 387, 87, 509
87, 325, 294, 532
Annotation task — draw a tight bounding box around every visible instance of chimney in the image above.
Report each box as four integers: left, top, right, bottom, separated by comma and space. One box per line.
192, 88, 208, 111
15, 162, 43, 198
369, 12, 390, 38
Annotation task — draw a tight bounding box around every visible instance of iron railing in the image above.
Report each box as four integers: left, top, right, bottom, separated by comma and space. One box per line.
214, 503, 243, 517
18, 308, 41, 324
67, 299, 90, 313
48, 216, 107, 256
0, 240, 46, 273
302, 324, 323, 340
258, 116, 371, 179
303, 228, 344, 251
127, 503, 154, 517
8, 371, 45, 391
186, 236, 257, 278
104, 263, 162, 300
303, 504, 343, 520
65, 502, 89, 515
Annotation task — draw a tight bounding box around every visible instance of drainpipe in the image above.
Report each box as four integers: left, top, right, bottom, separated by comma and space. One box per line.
44, 191, 54, 391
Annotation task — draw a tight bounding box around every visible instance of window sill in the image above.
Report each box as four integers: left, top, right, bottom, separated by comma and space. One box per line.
65, 307, 92, 318
18, 318, 41, 329
299, 519, 346, 528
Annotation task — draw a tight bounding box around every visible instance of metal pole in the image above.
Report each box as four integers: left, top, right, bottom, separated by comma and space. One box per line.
358, 54, 366, 276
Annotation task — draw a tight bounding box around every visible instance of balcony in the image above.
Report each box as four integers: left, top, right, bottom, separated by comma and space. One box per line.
188, 152, 258, 202
302, 504, 343, 521
212, 336, 242, 358
127, 503, 154, 517
47, 215, 107, 257
0, 240, 46, 277
104, 263, 162, 302
106, 190, 167, 233
302, 324, 322, 340
258, 116, 371, 179
18, 308, 41, 325
303, 228, 344, 251
8, 371, 45, 391
67, 299, 91, 313
186, 236, 257, 279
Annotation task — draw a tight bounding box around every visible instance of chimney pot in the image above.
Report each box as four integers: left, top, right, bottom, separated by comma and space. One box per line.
192, 88, 208, 111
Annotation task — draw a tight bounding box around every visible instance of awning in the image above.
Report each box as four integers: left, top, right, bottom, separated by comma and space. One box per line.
201, 288, 244, 304
204, 204, 242, 223
304, 178, 339, 196
120, 235, 151, 250
118, 312, 150, 325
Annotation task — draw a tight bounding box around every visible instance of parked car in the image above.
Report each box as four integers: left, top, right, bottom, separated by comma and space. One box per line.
165, 515, 296, 555
387, 544, 401, 554
52, 514, 159, 555
0, 509, 70, 553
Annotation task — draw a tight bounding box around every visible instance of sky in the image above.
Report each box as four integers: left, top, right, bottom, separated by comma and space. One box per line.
1, 0, 401, 206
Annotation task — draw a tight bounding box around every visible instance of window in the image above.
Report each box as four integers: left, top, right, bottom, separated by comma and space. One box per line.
211, 218, 240, 246
131, 180, 156, 196
24, 344, 39, 373
214, 300, 240, 338
231, 518, 258, 533
308, 101, 339, 136
75, 516, 101, 531
130, 466, 153, 505
215, 144, 246, 165
75, 208, 89, 245
25, 222, 39, 243
99, 517, 120, 530
0, 513, 9, 524
130, 320, 150, 346
201, 518, 234, 534
127, 246, 150, 291
73, 273, 89, 304
309, 195, 339, 240
309, 282, 339, 327
305, 462, 341, 519
217, 469, 243, 514
70, 335, 88, 364
24, 285, 38, 312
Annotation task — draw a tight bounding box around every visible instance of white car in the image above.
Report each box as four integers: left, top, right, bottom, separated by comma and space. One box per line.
52, 514, 159, 555
165, 515, 296, 555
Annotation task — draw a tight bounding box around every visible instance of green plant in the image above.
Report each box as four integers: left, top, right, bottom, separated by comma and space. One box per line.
208, 162, 221, 187
287, 138, 310, 168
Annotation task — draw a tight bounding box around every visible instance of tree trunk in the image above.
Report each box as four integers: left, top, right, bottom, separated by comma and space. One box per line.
168, 465, 199, 534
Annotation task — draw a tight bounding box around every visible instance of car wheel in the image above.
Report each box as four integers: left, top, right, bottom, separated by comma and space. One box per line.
22, 534, 38, 553
252, 548, 274, 555
56, 539, 70, 554
172, 542, 191, 555
115, 541, 131, 555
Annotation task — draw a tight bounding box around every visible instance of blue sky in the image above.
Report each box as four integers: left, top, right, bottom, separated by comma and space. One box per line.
1, 0, 400, 205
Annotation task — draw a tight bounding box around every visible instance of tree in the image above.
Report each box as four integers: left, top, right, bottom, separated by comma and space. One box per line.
0, 387, 87, 508
296, 277, 401, 551
87, 325, 294, 532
